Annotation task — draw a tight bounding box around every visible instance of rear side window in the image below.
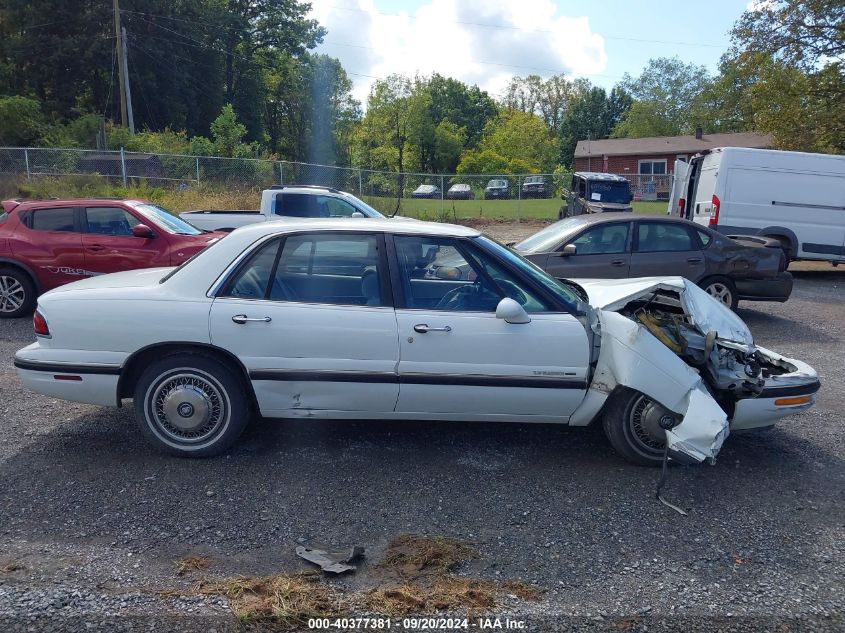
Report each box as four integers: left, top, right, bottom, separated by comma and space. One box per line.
31, 207, 76, 232
0, 212, 7, 225
696, 229, 712, 247
636, 222, 696, 252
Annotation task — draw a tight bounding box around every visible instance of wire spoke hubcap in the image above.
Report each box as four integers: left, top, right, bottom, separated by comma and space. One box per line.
151, 373, 226, 443
629, 395, 669, 453
0, 276, 25, 313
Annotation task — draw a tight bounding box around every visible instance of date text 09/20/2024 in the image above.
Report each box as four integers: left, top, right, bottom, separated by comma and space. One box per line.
307, 617, 527, 629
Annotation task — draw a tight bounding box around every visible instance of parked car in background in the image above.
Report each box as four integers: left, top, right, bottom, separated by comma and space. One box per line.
0, 198, 224, 318
484, 179, 510, 200
15, 219, 818, 466
447, 183, 474, 200
514, 213, 791, 310
521, 175, 547, 198
411, 184, 441, 199
668, 147, 845, 264
181, 185, 385, 231
560, 173, 633, 218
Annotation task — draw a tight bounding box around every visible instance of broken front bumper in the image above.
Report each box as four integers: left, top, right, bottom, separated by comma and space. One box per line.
731, 348, 820, 431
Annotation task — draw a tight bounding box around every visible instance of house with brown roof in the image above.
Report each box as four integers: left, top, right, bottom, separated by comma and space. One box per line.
573, 129, 771, 198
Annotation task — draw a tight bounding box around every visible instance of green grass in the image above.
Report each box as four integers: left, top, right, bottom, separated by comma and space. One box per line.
362, 196, 667, 221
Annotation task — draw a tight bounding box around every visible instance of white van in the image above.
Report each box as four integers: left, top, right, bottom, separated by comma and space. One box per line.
668, 147, 845, 262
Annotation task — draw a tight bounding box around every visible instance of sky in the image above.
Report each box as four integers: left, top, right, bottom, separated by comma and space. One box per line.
307, 0, 754, 105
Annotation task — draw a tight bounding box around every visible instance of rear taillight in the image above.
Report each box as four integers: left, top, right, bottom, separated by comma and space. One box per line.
677, 198, 685, 217
33, 310, 50, 337
708, 195, 720, 226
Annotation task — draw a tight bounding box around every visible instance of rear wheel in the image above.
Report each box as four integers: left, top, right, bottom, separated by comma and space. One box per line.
0, 267, 36, 318
699, 275, 738, 310
133, 353, 251, 457
602, 389, 674, 467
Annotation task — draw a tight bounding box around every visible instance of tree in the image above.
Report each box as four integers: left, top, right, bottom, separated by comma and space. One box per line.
558, 84, 614, 167
433, 121, 466, 173
503, 74, 576, 135
209, 104, 250, 157
0, 96, 45, 145
615, 57, 711, 137
426, 74, 498, 148
478, 110, 557, 173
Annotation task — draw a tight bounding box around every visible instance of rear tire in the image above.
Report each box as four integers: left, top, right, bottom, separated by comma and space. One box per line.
133, 353, 251, 457
0, 267, 36, 318
698, 275, 738, 311
602, 389, 672, 467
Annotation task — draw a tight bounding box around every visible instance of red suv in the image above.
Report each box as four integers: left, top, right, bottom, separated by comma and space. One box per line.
0, 198, 223, 318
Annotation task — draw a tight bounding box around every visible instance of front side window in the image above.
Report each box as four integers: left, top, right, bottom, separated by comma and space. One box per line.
319, 196, 360, 217
636, 222, 696, 252
30, 207, 76, 232
568, 223, 629, 255
223, 233, 384, 306
85, 207, 141, 236
394, 235, 550, 312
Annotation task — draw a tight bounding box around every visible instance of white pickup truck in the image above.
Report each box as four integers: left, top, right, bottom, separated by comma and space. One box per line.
180, 185, 387, 232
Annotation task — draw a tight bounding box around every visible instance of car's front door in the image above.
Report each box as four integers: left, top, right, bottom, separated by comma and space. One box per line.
544, 222, 631, 279
209, 231, 399, 416
81, 206, 169, 274
390, 235, 589, 421
628, 221, 706, 282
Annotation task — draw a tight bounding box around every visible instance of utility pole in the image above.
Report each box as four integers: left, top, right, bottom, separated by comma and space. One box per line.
113, 0, 128, 129
121, 26, 135, 134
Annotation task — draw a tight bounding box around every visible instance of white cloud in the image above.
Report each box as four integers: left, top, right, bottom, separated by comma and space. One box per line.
308, 0, 607, 105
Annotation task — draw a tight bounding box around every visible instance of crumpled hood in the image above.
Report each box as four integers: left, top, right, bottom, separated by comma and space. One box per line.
570, 276, 754, 345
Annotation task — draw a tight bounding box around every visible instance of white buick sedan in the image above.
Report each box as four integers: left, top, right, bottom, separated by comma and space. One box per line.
15, 219, 819, 466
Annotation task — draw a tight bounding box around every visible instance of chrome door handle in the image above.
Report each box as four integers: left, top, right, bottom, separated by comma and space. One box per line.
687, 257, 703, 264
610, 259, 626, 267
232, 314, 272, 324
413, 324, 452, 333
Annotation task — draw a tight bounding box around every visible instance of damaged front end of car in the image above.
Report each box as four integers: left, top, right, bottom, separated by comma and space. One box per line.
569, 277, 819, 465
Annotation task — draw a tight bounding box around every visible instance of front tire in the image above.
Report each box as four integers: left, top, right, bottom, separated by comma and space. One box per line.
698, 275, 738, 310
0, 267, 36, 318
602, 389, 674, 467
133, 353, 251, 457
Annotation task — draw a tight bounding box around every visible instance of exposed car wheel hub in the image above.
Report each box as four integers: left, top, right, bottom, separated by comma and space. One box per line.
705, 282, 732, 306
153, 374, 224, 440
0, 276, 25, 313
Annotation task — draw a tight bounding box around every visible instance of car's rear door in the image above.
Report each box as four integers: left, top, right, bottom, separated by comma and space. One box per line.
209, 231, 399, 416
81, 206, 170, 274
12, 206, 86, 290
390, 235, 589, 421
543, 221, 631, 279
628, 220, 706, 281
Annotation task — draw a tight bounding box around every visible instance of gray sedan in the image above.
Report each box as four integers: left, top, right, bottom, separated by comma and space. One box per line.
514, 214, 792, 309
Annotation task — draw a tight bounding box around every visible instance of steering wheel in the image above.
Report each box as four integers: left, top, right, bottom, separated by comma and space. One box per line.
496, 279, 528, 306
435, 284, 478, 310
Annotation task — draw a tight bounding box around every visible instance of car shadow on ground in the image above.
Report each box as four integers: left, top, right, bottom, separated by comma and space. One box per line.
0, 406, 840, 575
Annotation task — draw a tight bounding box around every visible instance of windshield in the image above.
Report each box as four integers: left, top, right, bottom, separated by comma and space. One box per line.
488, 180, 506, 187
131, 203, 204, 235
588, 181, 630, 204
349, 197, 386, 218
474, 236, 582, 307
514, 217, 589, 253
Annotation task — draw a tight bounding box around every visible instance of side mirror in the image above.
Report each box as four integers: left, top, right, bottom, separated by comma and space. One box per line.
559, 244, 577, 257
132, 224, 155, 239
350, 211, 365, 218
495, 297, 531, 324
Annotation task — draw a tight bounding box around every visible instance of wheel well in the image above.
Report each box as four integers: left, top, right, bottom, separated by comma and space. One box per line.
118, 343, 257, 406
0, 260, 40, 293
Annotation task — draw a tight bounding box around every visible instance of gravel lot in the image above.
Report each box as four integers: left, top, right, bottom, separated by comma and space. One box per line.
0, 222, 842, 632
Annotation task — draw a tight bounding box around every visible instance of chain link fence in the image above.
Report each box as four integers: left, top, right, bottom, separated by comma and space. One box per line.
0, 146, 671, 220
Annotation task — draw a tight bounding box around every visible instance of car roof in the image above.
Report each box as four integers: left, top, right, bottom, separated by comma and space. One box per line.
573, 172, 629, 183
230, 217, 481, 239
7, 197, 147, 210
568, 212, 704, 227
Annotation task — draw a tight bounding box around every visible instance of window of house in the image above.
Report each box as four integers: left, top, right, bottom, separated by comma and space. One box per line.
638, 159, 667, 177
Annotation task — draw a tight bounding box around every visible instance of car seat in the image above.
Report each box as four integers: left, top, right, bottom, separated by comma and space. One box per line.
360, 267, 381, 306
